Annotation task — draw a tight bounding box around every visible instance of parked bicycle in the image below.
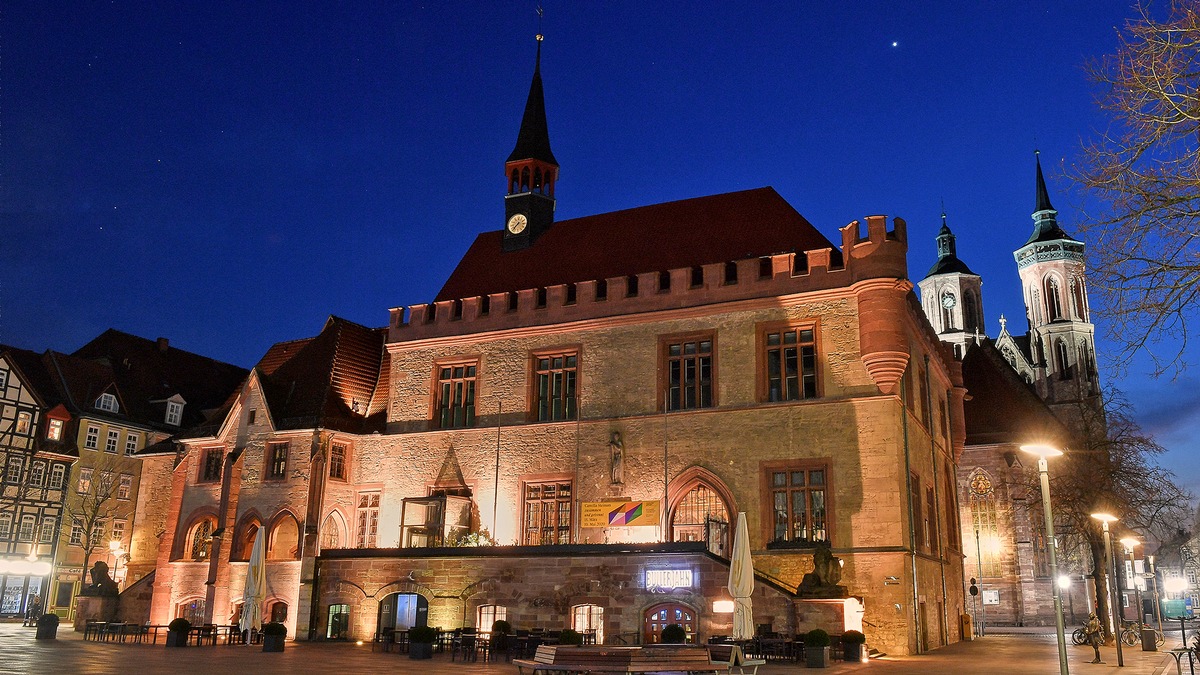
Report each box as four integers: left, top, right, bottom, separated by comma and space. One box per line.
1119, 620, 1164, 647
1071, 626, 1089, 645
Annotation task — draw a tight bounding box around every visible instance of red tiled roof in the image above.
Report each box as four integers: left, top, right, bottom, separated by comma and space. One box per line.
435, 187, 836, 302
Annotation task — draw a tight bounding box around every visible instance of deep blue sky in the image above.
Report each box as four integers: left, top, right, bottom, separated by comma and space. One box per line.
4, 2, 1199, 499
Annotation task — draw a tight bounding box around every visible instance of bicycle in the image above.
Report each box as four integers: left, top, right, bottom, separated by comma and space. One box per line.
1071, 626, 1089, 645
1119, 620, 1164, 647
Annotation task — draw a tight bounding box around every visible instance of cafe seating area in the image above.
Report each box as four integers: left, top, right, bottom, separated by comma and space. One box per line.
373, 626, 600, 662
82, 620, 253, 646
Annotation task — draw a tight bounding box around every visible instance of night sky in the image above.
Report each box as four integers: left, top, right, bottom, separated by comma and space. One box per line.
4, 3, 1199, 500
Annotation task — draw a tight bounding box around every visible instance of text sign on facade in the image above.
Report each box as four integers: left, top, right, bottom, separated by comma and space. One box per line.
982, 589, 1000, 606
581, 500, 661, 528
645, 568, 694, 590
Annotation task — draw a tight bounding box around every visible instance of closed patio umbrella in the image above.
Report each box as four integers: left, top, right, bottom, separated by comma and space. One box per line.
728, 512, 754, 641
239, 527, 266, 638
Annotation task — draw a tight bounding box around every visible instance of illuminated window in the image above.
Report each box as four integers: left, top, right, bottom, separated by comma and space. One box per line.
118, 474, 132, 500
329, 443, 347, 480
39, 517, 56, 543
30, 461, 45, 487
967, 469, 1001, 577
47, 419, 63, 441
761, 325, 818, 402
434, 361, 477, 429
105, 429, 119, 453
77, 467, 93, 493
534, 352, 577, 422
573, 605, 604, 645
523, 481, 572, 545
189, 518, 215, 561
91, 521, 106, 545
18, 515, 36, 541
768, 467, 828, 544
49, 464, 65, 490
96, 393, 118, 413
110, 519, 126, 544
84, 425, 99, 449
911, 474, 925, 551
16, 411, 31, 435
478, 605, 507, 632
69, 520, 83, 546
663, 336, 714, 411
322, 514, 342, 549
356, 492, 380, 548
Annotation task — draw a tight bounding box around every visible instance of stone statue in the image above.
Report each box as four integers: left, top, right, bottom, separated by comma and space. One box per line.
609, 432, 624, 485
80, 561, 120, 597
798, 542, 848, 598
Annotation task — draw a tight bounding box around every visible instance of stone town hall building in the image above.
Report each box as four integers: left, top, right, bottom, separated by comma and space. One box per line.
139, 40, 967, 656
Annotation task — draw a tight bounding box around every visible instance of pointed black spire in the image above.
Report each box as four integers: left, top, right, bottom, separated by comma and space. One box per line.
1034, 150, 1055, 213
507, 36, 557, 165
925, 212, 976, 278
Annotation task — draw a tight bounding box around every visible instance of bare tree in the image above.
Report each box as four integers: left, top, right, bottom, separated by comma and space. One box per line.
1045, 387, 1191, 638
1073, 1, 1200, 377
63, 454, 133, 576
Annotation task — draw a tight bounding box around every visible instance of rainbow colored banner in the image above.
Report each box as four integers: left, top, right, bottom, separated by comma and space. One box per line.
581, 500, 661, 528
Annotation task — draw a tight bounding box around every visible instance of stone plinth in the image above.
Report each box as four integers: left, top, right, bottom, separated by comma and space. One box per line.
74, 595, 118, 632
794, 596, 865, 635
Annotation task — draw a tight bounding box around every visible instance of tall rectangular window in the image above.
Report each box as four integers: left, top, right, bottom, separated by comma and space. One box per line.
769, 466, 828, 543
47, 419, 63, 441
6, 456, 22, 483
85, 425, 99, 449
77, 467, 93, 493
125, 433, 139, 455
118, 474, 132, 500
200, 448, 223, 482
30, 461, 45, 487
105, 429, 120, 453
266, 443, 288, 480
16, 411, 31, 435
39, 517, 56, 543
111, 519, 126, 543
49, 464, 65, 490
664, 336, 714, 411
944, 465, 959, 551
523, 481, 572, 545
911, 474, 925, 552
534, 352, 577, 422
356, 492, 380, 548
329, 443, 347, 480
762, 326, 818, 401
0, 514, 10, 539
478, 605, 507, 633
18, 515, 36, 541
90, 521, 105, 544
435, 362, 477, 429
69, 520, 83, 546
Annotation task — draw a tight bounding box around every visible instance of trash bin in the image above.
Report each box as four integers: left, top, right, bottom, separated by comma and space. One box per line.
1141, 627, 1157, 651
960, 614, 973, 641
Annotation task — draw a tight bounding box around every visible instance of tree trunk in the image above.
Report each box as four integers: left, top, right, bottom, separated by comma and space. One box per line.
1088, 535, 1115, 643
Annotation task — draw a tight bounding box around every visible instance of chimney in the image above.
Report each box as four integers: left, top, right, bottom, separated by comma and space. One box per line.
156, 337, 169, 353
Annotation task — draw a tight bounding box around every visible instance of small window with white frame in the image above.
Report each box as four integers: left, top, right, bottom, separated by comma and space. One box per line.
39, 517, 56, 543
16, 412, 31, 435
30, 461, 45, 487
0, 513, 10, 539
84, 425, 99, 449
0, 371, 7, 390
5, 456, 22, 483
47, 418, 64, 441
49, 464, 65, 490
118, 474, 132, 500
69, 520, 83, 546
111, 519, 126, 543
96, 393, 118, 413
166, 401, 183, 426
105, 429, 119, 453
125, 432, 139, 455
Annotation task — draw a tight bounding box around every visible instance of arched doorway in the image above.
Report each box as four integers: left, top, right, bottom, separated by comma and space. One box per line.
377, 592, 429, 638
643, 603, 695, 644
670, 483, 730, 557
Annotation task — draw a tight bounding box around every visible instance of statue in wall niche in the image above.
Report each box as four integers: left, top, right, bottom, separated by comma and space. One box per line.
79, 561, 120, 597
797, 542, 848, 598
609, 432, 624, 485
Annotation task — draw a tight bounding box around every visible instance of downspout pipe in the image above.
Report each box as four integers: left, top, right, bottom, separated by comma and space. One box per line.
901, 368, 921, 653
923, 355, 951, 645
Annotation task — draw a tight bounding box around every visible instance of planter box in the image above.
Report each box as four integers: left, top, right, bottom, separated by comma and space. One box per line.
165, 631, 188, 647
35, 625, 58, 640
409, 642, 434, 659
843, 643, 863, 662
263, 634, 286, 652
805, 645, 830, 668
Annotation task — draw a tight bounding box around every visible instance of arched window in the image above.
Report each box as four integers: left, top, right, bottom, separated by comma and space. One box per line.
178, 598, 206, 625
966, 470, 1000, 577
269, 601, 288, 624
237, 522, 260, 561
940, 292, 956, 332
189, 517, 215, 561
1045, 277, 1063, 321
322, 513, 343, 550
268, 513, 300, 561
478, 604, 507, 632
573, 604, 604, 644
520, 167, 530, 192
533, 167, 542, 192
670, 483, 730, 557
510, 169, 519, 194
1079, 340, 1096, 381
963, 291, 979, 333
1073, 278, 1088, 320
1054, 340, 1070, 378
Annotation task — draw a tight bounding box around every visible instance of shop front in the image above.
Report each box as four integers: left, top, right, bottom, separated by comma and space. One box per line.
0, 556, 53, 619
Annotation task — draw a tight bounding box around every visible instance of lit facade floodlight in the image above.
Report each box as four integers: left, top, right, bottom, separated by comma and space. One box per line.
1165, 577, 1189, 594
1057, 575, 1071, 589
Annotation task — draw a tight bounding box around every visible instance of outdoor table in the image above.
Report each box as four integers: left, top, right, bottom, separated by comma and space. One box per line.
189, 625, 218, 646
1169, 647, 1193, 675
141, 625, 167, 644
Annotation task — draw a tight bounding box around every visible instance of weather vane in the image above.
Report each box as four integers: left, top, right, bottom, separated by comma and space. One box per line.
536, 5, 544, 42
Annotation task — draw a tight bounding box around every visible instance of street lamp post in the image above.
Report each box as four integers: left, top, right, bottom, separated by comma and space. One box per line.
1119, 538, 1143, 630
1148, 555, 1163, 635
1022, 444, 1069, 675
1092, 512, 1125, 668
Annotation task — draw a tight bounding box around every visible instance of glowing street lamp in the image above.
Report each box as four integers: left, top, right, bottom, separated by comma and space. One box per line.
1119, 537, 1144, 630
1092, 512, 1125, 668
1021, 444, 1068, 675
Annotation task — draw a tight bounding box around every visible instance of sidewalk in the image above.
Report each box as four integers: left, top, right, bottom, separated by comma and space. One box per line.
0, 621, 1184, 674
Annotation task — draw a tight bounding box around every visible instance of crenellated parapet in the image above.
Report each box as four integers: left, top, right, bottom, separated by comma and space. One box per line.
389, 214, 911, 344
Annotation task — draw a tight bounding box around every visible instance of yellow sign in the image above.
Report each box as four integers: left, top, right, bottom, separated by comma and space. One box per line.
581, 500, 661, 528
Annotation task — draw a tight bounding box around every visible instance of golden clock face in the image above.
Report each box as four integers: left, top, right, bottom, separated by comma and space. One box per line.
507, 213, 528, 234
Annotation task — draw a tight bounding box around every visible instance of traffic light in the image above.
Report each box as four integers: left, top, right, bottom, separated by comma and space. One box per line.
969, 578, 979, 596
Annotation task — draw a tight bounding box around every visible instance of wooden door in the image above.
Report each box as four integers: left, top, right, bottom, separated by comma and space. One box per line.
643, 603, 695, 644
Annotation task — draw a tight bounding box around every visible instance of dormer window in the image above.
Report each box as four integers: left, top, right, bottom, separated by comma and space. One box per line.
47, 419, 63, 441
96, 393, 118, 413
166, 401, 183, 426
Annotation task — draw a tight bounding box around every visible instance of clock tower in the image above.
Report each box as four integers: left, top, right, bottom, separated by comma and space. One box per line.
503, 35, 558, 252
917, 212, 985, 358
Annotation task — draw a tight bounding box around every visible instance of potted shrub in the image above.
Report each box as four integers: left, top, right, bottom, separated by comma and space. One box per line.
35, 613, 59, 640
660, 623, 687, 644
261, 622, 287, 652
841, 630, 866, 662
408, 625, 437, 659
491, 619, 512, 655
166, 618, 191, 648
804, 628, 831, 668
558, 628, 583, 646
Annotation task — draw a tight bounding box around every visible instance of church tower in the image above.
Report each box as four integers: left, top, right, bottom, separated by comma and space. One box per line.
1012, 153, 1099, 407
917, 213, 985, 358
503, 35, 558, 252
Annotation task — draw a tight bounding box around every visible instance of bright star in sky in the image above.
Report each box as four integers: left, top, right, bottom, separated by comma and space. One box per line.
891, 41, 899, 47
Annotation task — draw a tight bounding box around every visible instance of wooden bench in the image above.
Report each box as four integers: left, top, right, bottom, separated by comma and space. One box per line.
514, 644, 723, 674
706, 644, 766, 675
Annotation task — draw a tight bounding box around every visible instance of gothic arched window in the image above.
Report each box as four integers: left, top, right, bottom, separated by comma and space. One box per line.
189, 518, 215, 561
1029, 288, 1042, 325
1055, 340, 1071, 378
1045, 277, 1064, 322
322, 513, 342, 550
967, 470, 1000, 577
671, 483, 730, 557
1073, 278, 1088, 321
